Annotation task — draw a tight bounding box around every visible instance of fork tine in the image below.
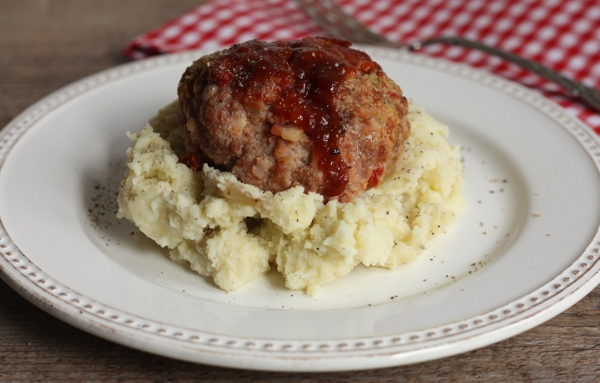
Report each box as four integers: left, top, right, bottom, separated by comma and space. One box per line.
319, 0, 392, 45
295, 0, 395, 47
295, 0, 346, 40
297, 0, 359, 41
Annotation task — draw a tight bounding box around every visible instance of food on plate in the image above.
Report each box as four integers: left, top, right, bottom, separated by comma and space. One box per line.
117, 38, 465, 295
177, 37, 410, 203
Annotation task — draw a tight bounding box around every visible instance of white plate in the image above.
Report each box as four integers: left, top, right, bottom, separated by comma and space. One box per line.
1, 46, 600, 372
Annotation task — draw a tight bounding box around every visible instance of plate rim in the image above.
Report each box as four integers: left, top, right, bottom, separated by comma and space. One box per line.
1, 46, 600, 372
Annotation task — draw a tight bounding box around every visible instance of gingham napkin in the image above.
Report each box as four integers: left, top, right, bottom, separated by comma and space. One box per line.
123, 0, 600, 134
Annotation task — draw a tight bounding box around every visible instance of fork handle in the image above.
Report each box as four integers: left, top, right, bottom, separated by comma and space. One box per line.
411, 36, 600, 114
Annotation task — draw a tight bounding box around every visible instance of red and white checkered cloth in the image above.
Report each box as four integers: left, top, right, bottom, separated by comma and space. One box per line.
124, 0, 600, 134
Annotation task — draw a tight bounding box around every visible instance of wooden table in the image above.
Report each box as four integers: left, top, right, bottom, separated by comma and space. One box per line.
1, 1, 599, 381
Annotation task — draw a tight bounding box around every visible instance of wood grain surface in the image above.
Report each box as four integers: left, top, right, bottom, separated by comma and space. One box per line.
1, 1, 599, 381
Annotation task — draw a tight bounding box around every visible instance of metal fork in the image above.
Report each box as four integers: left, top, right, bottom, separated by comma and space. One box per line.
294, 0, 600, 113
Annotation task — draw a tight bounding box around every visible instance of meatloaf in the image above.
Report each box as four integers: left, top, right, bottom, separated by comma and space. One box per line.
177, 37, 410, 202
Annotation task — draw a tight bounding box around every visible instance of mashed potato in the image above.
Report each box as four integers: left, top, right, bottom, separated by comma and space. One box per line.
117, 101, 465, 295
